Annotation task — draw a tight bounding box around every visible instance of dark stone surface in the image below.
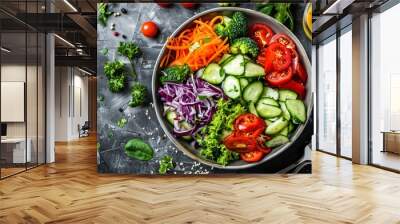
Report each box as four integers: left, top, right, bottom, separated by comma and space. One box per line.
97, 3, 311, 174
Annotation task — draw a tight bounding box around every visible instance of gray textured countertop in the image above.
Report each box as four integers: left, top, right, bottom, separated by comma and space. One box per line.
97, 3, 311, 174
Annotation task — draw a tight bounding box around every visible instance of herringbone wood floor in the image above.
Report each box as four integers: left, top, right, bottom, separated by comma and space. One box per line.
1, 135, 400, 224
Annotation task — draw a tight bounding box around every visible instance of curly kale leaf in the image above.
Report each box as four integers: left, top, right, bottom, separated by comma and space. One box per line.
98, 3, 113, 27
159, 64, 191, 84
104, 60, 127, 93
129, 83, 147, 107
158, 155, 174, 174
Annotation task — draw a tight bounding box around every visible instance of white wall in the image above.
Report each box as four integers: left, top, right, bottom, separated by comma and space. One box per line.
54, 67, 89, 141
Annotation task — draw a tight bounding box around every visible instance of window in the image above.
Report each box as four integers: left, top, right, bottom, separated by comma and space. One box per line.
317, 36, 337, 154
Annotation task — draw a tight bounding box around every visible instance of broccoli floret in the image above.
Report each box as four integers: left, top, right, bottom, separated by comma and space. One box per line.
230, 37, 259, 58
117, 41, 140, 61
104, 60, 127, 92
129, 83, 147, 107
214, 12, 247, 41
160, 64, 191, 84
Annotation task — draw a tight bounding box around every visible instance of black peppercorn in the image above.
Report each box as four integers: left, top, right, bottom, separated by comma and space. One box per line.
121, 8, 127, 14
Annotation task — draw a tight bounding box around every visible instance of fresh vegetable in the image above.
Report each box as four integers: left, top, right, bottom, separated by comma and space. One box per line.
234, 113, 265, 133
265, 135, 289, 148
240, 150, 265, 162
223, 134, 259, 153
117, 41, 141, 78
222, 76, 241, 99
180, 3, 197, 9
256, 3, 294, 31
256, 98, 282, 118
279, 80, 305, 99
201, 63, 225, 84
98, 3, 113, 27
214, 11, 248, 41
244, 62, 265, 77
286, 99, 306, 124
266, 67, 293, 87
124, 138, 154, 161
117, 117, 128, 128
230, 37, 259, 58
129, 83, 147, 107
250, 23, 275, 48
141, 21, 159, 38
222, 54, 245, 76
270, 33, 296, 49
294, 63, 308, 84
278, 89, 298, 101
264, 42, 292, 72
243, 81, 263, 103
104, 60, 127, 92
262, 87, 279, 100
160, 64, 191, 84
265, 117, 289, 135
196, 99, 245, 165
159, 155, 175, 174
158, 76, 224, 136
161, 17, 230, 71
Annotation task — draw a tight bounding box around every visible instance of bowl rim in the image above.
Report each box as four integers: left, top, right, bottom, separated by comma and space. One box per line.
152, 7, 313, 170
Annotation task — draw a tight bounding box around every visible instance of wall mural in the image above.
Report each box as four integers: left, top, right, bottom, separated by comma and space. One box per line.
97, 2, 313, 174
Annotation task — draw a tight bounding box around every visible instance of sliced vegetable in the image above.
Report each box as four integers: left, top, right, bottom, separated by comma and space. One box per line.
256, 99, 282, 118
265, 42, 292, 72
219, 54, 232, 65
249, 23, 274, 48
261, 86, 279, 100
249, 102, 258, 116
266, 67, 293, 87
221, 76, 240, 99
279, 89, 297, 101
223, 54, 245, 76
243, 81, 263, 103
265, 117, 289, 135
269, 33, 296, 49
234, 113, 265, 133
279, 80, 305, 99
240, 150, 264, 162
279, 126, 289, 137
244, 62, 265, 77
239, 78, 249, 90
286, 99, 306, 124
280, 102, 291, 120
201, 63, 225, 84
265, 135, 289, 148
258, 97, 279, 107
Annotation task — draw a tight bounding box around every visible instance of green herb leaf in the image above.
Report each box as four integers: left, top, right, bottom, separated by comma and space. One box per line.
158, 155, 174, 174
124, 138, 154, 161
98, 3, 113, 27
117, 117, 128, 128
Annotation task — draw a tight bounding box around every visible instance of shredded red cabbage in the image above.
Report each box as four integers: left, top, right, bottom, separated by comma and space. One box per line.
158, 75, 224, 136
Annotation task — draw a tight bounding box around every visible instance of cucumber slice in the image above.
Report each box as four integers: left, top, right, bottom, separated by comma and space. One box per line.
201, 63, 225, 84
223, 55, 245, 76
256, 100, 282, 118
244, 62, 265, 77
264, 119, 272, 126
243, 81, 263, 103
249, 102, 259, 116
286, 99, 306, 124
219, 54, 232, 65
258, 97, 279, 107
280, 102, 291, 120
279, 126, 289, 137
239, 78, 249, 90
265, 117, 289, 135
268, 117, 279, 122
166, 110, 177, 125
262, 87, 279, 101
279, 89, 298, 102
265, 135, 289, 148
288, 122, 295, 133
222, 76, 241, 99
196, 68, 205, 78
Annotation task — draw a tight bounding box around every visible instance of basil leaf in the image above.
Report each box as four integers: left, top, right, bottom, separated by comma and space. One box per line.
124, 138, 154, 161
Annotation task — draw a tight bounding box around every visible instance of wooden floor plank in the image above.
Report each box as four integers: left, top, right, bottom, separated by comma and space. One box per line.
0, 135, 400, 224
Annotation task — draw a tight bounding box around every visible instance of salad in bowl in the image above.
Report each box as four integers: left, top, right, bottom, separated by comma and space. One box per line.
153, 8, 311, 169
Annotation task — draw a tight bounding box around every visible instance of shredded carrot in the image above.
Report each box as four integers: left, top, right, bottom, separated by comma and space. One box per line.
161, 17, 230, 71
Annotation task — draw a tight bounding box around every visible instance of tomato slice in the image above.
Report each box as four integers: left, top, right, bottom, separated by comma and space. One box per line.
265, 43, 292, 72
223, 134, 258, 153
234, 113, 266, 133
270, 33, 296, 50
279, 80, 306, 99
250, 23, 275, 48
288, 48, 299, 72
240, 150, 264, 163
295, 63, 308, 84
266, 66, 293, 87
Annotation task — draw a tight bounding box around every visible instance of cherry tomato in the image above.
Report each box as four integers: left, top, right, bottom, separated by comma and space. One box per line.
141, 21, 159, 38
295, 63, 308, 84
223, 134, 258, 153
279, 80, 306, 99
234, 113, 266, 133
180, 3, 197, 9
269, 33, 296, 50
156, 3, 171, 8
288, 48, 299, 72
240, 150, 264, 163
250, 23, 275, 48
265, 43, 292, 72
266, 66, 293, 87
